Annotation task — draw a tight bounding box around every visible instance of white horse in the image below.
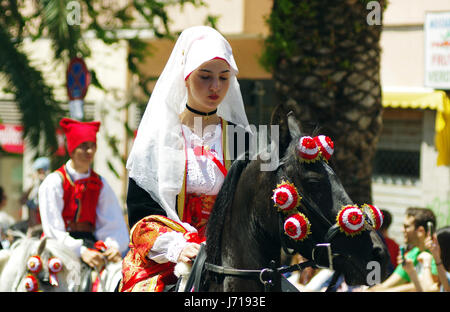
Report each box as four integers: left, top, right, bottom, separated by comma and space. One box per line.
0, 234, 122, 292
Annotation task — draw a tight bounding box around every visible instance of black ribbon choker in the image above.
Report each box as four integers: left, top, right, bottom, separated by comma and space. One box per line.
186, 104, 217, 117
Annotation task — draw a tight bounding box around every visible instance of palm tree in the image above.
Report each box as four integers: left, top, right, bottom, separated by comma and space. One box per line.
262, 0, 385, 205
0, 0, 206, 157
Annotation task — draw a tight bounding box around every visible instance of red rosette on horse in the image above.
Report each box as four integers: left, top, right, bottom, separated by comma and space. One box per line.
297, 136, 319, 162
314, 135, 334, 161
337, 205, 366, 236
24, 274, 39, 292
361, 204, 383, 231
27, 255, 42, 274
272, 181, 301, 212
283, 212, 311, 241
48, 257, 63, 286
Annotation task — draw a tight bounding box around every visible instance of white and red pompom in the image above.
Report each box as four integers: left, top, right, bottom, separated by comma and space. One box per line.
297, 136, 319, 162
48, 257, 63, 287
283, 213, 311, 241
27, 256, 42, 273
24, 274, 39, 292
272, 182, 301, 211
337, 205, 366, 236
48, 257, 63, 273
362, 204, 383, 231
314, 135, 334, 161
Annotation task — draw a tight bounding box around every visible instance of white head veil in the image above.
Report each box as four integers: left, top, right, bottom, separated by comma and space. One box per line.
126, 26, 249, 225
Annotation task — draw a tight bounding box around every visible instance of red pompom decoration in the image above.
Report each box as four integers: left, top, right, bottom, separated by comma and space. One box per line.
362, 204, 383, 231
48, 257, 63, 273
272, 182, 301, 211
297, 136, 319, 162
337, 205, 366, 236
315, 135, 334, 161
27, 256, 42, 274
283, 213, 311, 241
24, 274, 39, 292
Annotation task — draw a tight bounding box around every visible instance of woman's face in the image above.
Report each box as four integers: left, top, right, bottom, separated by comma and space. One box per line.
185, 58, 231, 113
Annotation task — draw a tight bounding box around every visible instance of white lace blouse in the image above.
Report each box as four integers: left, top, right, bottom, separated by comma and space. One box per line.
148, 123, 225, 263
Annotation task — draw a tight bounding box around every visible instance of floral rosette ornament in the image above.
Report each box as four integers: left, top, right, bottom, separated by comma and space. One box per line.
297, 136, 319, 162
283, 212, 311, 241
314, 135, 334, 161
27, 255, 42, 274
361, 204, 383, 231
337, 205, 366, 236
24, 274, 39, 292
48, 257, 63, 286
272, 181, 301, 212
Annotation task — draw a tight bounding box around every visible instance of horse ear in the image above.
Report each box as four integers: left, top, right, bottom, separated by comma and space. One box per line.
37, 236, 47, 255
287, 111, 301, 139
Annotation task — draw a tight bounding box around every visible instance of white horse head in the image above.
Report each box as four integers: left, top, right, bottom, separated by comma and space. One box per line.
0, 236, 83, 292
0, 235, 123, 292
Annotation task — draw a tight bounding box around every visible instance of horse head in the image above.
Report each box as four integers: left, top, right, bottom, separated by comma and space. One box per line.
0, 236, 83, 292
274, 112, 390, 286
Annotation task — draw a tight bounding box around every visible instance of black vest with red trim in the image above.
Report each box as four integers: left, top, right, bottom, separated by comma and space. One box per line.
56, 165, 103, 230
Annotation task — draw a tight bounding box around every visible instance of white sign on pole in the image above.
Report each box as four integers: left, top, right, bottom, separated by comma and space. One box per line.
424, 12, 450, 89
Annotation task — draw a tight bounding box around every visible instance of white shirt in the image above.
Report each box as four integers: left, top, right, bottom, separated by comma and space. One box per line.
149, 124, 225, 263
38, 160, 129, 257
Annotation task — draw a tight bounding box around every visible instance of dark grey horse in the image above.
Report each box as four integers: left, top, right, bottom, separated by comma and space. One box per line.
199, 112, 390, 292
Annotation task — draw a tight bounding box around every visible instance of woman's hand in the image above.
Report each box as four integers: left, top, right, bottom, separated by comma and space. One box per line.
178, 243, 200, 264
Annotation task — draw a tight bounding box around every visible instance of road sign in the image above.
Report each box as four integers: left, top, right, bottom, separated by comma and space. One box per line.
66, 57, 90, 100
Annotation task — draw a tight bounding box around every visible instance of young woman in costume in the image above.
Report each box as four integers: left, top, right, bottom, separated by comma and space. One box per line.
120, 26, 251, 292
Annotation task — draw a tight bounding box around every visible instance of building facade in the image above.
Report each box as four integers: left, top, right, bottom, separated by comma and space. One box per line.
0, 1, 449, 242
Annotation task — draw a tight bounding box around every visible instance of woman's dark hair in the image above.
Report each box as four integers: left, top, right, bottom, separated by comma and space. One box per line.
380, 209, 392, 231
437, 226, 450, 271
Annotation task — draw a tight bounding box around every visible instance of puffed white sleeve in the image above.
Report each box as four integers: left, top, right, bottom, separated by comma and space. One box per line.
38, 173, 85, 257
94, 177, 130, 255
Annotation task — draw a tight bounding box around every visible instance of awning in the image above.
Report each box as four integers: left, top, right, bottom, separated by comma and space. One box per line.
382, 90, 450, 166
0, 123, 66, 155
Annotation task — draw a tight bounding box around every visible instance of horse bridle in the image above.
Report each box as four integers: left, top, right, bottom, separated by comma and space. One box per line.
202, 165, 343, 292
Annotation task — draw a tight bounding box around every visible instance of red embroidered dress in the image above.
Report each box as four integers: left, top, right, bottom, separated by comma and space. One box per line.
55, 165, 103, 231
120, 121, 230, 292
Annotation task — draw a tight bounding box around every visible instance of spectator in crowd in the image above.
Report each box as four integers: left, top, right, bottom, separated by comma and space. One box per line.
402, 226, 450, 292
0, 186, 15, 249
379, 209, 400, 274
21, 157, 50, 228
368, 207, 438, 291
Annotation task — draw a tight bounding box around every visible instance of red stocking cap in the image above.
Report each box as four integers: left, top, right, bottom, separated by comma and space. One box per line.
59, 118, 100, 154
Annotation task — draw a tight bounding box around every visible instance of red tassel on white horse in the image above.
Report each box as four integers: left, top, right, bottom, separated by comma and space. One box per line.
48, 257, 63, 287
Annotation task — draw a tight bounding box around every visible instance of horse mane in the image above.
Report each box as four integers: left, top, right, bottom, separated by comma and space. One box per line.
0, 238, 36, 290
205, 158, 250, 265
